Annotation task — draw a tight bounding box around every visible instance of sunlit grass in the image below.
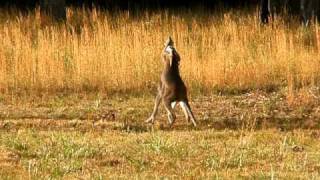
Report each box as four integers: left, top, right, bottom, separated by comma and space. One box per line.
0, 8, 319, 95
0, 129, 319, 179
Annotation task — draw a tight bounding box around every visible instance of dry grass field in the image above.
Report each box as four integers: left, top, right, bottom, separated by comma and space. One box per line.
0, 7, 320, 179
0, 8, 319, 94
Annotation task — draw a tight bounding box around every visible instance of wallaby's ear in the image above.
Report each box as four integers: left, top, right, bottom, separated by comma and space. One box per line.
164, 36, 174, 47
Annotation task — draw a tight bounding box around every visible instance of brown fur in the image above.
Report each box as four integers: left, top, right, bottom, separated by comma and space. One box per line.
146, 37, 197, 127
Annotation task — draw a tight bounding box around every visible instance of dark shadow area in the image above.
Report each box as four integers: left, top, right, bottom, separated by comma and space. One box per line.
148, 117, 320, 132
0, 0, 260, 10
0, 114, 319, 133
0, 0, 306, 16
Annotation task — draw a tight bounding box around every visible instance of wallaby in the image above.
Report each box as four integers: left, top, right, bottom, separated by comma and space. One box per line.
146, 37, 197, 127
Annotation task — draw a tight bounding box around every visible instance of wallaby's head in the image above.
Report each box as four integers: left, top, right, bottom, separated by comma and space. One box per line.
163, 37, 180, 68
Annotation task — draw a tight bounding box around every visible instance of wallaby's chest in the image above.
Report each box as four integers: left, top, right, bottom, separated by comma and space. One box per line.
161, 70, 184, 87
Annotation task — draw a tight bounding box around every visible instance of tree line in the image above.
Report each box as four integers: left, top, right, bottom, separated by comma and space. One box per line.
1, 0, 318, 24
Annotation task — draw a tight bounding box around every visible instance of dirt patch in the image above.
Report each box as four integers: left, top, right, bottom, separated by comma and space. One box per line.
0, 91, 320, 131
0, 148, 20, 166
0, 119, 123, 132
0, 148, 26, 177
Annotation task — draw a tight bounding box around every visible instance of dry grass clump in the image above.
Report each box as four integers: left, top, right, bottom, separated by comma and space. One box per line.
0, 8, 319, 95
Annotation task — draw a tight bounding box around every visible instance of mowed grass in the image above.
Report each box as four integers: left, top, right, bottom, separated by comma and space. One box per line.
0, 92, 319, 178
0, 128, 320, 179
0, 8, 319, 95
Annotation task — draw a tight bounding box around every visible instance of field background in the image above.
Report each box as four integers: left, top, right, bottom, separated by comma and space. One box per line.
0, 8, 319, 94
0, 7, 320, 179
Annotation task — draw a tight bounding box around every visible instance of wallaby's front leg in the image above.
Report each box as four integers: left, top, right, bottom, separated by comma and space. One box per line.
145, 93, 162, 124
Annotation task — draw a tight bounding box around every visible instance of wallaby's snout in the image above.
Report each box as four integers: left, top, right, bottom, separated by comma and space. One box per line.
146, 37, 197, 127
164, 37, 175, 54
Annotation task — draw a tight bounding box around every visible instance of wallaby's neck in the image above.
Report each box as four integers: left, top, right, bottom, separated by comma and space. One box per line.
163, 62, 180, 76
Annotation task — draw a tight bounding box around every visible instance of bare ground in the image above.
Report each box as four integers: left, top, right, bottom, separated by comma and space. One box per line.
0, 90, 320, 131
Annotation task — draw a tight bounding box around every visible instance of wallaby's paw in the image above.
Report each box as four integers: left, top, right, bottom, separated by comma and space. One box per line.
145, 117, 154, 124
168, 123, 174, 128
168, 120, 175, 128
192, 122, 197, 127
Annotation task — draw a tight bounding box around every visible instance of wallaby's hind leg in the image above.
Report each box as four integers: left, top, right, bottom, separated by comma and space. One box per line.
171, 101, 177, 109
179, 101, 190, 123
180, 101, 197, 127
163, 100, 176, 126
146, 93, 162, 124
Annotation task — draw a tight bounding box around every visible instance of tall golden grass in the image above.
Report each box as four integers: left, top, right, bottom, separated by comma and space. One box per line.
0, 8, 319, 95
